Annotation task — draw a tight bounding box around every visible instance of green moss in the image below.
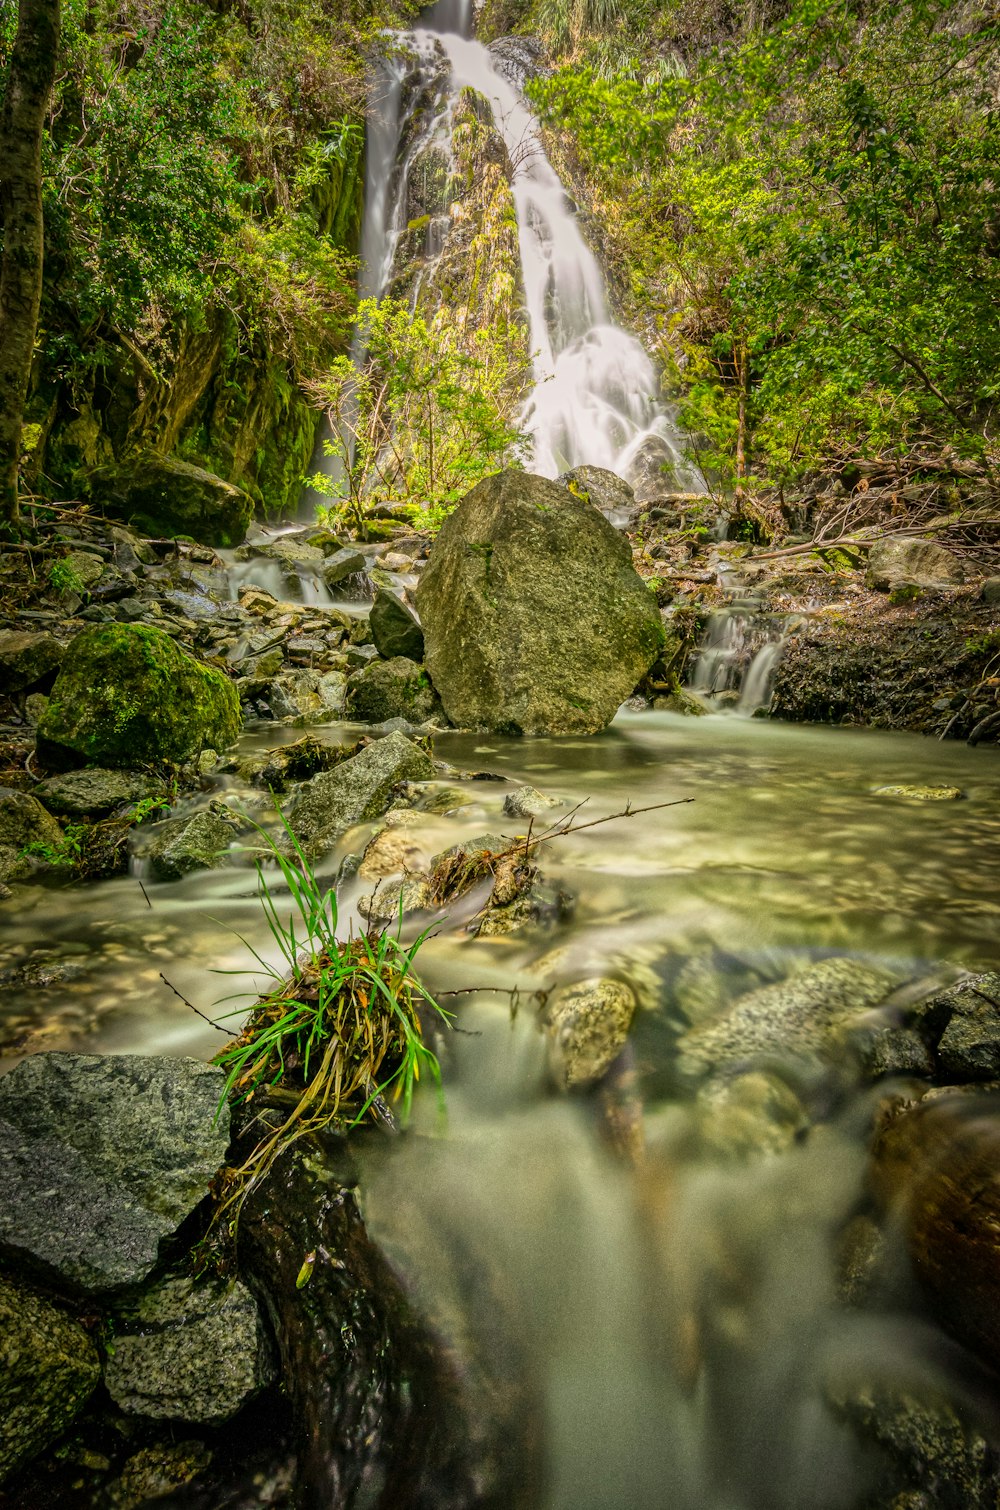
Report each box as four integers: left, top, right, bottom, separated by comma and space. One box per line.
37, 624, 241, 770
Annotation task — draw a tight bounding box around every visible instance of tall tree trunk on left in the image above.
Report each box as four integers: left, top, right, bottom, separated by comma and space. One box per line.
0, 0, 61, 534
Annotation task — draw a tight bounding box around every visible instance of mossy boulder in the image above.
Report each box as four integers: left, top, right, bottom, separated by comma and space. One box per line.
415, 470, 664, 734
37, 625, 241, 770
85, 452, 253, 548
345, 657, 442, 724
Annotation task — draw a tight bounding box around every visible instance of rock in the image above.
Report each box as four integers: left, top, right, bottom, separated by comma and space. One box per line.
0, 844, 31, 885
543, 978, 636, 1089
0, 1053, 229, 1293
105, 1275, 272, 1425
865, 537, 965, 592
503, 785, 559, 819
0, 788, 63, 853
369, 588, 424, 660
980, 577, 1000, 605
24, 692, 48, 724
36, 624, 240, 770
936, 975, 1000, 1080
652, 688, 709, 717
557, 465, 636, 522
357, 873, 435, 925
345, 656, 442, 725
85, 452, 253, 548
33, 768, 164, 818
0, 630, 63, 693
109, 1441, 213, 1509
0, 1273, 101, 1482
676, 958, 897, 1080
142, 811, 238, 882
59, 550, 105, 590
322, 547, 367, 589
287, 731, 434, 855
910, 973, 1000, 1060
359, 825, 428, 880
858, 1025, 936, 1080
415, 470, 663, 734
237, 734, 344, 792
266, 669, 346, 722
872, 784, 964, 801
695, 1071, 809, 1158
255, 538, 325, 571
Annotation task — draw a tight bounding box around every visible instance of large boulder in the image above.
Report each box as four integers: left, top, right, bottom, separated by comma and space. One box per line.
345, 657, 442, 725
287, 731, 434, 855
415, 470, 663, 734
86, 452, 253, 548
0, 1274, 101, 1482
36, 624, 240, 769
0, 1053, 230, 1293
556, 465, 636, 523
369, 588, 424, 660
866, 536, 965, 592
0, 788, 64, 852
33, 767, 165, 818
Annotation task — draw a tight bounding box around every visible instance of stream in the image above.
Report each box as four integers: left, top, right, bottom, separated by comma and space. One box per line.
4, 713, 1000, 1505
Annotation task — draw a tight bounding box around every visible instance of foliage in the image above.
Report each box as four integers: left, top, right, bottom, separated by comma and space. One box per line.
47, 559, 87, 596
211, 811, 450, 1231
307, 297, 531, 532
20, 822, 86, 869
530, 0, 1000, 494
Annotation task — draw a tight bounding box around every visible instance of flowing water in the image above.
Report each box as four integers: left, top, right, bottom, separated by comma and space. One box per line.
5, 712, 1000, 1504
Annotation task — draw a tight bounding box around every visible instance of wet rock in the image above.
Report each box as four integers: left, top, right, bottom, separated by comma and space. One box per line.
0, 1273, 101, 1482
369, 587, 424, 661
0, 1052, 229, 1293
416, 469, 663, 734
105, 1275, 272, 1424
936, 977, 1000, 1079
0, 787, 63, 852
676, 957, 897, 1079
37, 624, 240, 769
871, 784, 964, 801
321, 546, 367, 589
33, 767, 164, 818
652, 688, 709, 716
358, 873, 435, 925
0, 844, 31, 885
557, 465, 636, 521
359, 824, 428, 880
858, 1025, 936, 1080
254, 538, 325, 572
237, 734, 345, 792
142, 810, 239, 881
544, 978, 636, 1089
287, 731, 434, 855
266, 669, 346, 722
0, 630, 63, 692
345, 656, 442, 725
503, 785, 559, 819
86, 452, 252, 548
837, 1214, 888, 1307
866, 537, 965, 593
109, 1441, 213, 1509
695, 1070, 809, 1158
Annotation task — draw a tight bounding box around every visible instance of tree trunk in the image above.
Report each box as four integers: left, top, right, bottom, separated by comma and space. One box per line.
734, 337, 749, 505
0, 0, 60, 534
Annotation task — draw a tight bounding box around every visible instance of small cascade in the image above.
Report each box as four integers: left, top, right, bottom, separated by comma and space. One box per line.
689, 597, 795, 716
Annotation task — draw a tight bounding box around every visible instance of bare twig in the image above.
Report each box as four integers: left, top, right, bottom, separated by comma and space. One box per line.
159, 973, 235, 1036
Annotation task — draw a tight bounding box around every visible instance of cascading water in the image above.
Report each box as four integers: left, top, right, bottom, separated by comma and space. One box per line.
689, 598, 797, 716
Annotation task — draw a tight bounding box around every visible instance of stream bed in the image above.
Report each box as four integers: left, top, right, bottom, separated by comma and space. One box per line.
4, 711, 1000, 1507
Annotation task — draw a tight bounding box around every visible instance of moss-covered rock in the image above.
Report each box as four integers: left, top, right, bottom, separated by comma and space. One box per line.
85, 452, 253, 548
37, 625, 241, 770
0, 631, 63, 693
0, 789, 64, 853
0, 1274, 101, 1482
345, 657, 442, 724
416, 470, 664, 734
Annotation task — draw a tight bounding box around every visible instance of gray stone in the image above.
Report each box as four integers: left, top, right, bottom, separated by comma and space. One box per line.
287, 731, 434, 855
106, 1275, 272, 1424
345, 656, 442, 725
255, 538, 325, 571
0, 788, 63, 853
503, 785, 559, 819
909, 973, 1000, 1053
142, 811, 237, 882
980, 576, 1000, 605
322, 547, 367, 588
937, 982, 1000, 1080
267, 669, 346, 722
0, 1274, 101, 1481
369, 588, 424, 660
865, 536, 965, 592
544, 978, 636, 1089
0, 630, 63, 692
676, 958, 897, 1080
86, 452, 252, 549
0, 1053, 229, 1293
109, 1441, 213, 1509
34, 767, 164, 818
415, 470, 663, 734
652, 688, 709, 717
556, 465, 636, 522
357, 873, 435, 926
695, 1070, 809, 1158
858, 1025, 936, 1080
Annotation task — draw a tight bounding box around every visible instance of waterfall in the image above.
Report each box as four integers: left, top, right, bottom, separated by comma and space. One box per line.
305, 1, 699, 513
689, 598, 796, 716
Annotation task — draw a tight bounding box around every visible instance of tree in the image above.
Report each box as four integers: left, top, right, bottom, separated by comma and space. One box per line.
0, 0, 60, 534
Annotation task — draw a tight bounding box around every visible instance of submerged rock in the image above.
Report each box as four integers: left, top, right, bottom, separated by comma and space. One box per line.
544, 978, 636, 1089
34, 767, 165, 818
695, 1071, 810, 1159
0, 1274, 101, 1482
503, 785, 559, 819
676, 957, 897, 1079
36, 624, 240, 769
416, 470, 663, 734
345, 657, 442, 725
0, 1053, 229, 1293
105, 1275, 272, 1425
871, 784, 964, 801
287, 731, 434, 855
86, 452, 253, 548
369, 588, 424, 661
866, 537, 965, 593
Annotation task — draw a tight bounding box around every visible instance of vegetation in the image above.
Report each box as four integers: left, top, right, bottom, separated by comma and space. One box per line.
528, 0, 1000, 503
307, 296, 530, 530
212, 815, 450, 1233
